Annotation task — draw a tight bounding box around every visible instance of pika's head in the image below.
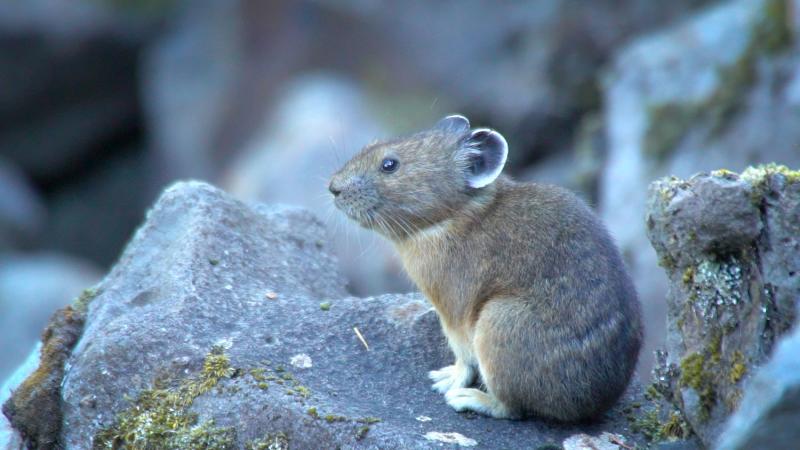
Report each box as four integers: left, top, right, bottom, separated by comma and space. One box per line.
329, 115, 508, 239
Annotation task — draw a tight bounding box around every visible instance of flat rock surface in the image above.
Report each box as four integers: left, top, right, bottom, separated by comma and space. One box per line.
38, 181, 648, 449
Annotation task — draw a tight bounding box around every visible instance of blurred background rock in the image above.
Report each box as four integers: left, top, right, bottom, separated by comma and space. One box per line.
1, 0, 798, 382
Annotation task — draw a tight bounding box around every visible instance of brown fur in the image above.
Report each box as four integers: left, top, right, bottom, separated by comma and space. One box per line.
329, 118, 642, 422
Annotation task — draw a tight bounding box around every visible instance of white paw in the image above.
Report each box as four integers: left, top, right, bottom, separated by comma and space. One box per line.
444, 388, 483, 412
428, 364, 473, 394
428, 365, 456, 383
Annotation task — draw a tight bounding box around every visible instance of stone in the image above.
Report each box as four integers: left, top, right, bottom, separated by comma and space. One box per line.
4, 181, 649, 448
600, 0, 800, 376
715, 320, 800, 449
644, 165, 800, 446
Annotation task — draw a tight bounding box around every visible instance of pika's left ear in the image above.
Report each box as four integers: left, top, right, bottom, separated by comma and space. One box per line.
456, 128, 508, 188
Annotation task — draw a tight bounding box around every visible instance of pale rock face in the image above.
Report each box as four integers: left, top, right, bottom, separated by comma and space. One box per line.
600, 0, 800, 373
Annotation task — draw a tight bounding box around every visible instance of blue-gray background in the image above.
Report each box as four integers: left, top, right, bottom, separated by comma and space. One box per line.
1, 0, 799, 383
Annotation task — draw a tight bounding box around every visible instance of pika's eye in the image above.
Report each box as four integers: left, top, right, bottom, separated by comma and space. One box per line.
380, 158, 399, 173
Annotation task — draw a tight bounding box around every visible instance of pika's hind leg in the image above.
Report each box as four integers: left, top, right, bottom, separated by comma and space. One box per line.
444, 388, 512, 418
429, 329, 476, 394
445, 299, 524, 419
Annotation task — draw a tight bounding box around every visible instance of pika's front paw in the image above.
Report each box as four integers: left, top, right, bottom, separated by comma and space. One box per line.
428, 364, 474, 394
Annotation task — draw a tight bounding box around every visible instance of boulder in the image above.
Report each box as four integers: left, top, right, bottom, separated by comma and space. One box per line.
4, 181, 648, 448
600, 0, 800, 374
644, 165, 800, 446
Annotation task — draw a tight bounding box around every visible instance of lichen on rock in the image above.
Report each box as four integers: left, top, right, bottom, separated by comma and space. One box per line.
645, 164, 800, 446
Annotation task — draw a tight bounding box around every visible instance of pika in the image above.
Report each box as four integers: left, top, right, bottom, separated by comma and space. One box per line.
329, 115, 642, 421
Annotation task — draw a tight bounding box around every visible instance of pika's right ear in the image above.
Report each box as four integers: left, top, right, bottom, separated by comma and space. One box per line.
435, 114, 470, 133
456, 128, 508, 189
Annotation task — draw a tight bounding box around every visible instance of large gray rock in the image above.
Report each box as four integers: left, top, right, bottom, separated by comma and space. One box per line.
600, 0, 800, 375
645, 165, 800, 446
4, 181, 648, 448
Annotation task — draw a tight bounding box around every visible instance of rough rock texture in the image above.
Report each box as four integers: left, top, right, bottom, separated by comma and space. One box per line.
645, 165, 800, 446
600, 0, 800, 372
4, 181, 648, 449
716, 317, 800, 450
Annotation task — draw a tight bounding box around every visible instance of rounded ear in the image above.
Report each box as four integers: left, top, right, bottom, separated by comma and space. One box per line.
435, 114, 470, 133
456, 128, 508, 188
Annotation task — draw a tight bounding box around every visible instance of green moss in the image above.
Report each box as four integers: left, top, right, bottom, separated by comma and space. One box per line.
730, 351, 747, 383
72, 287, 101, 314
682, 266, 695, 285
630, 408, 662, 441
94, 347, 236, 449
645, 384, 662, 401
742, 163, 800, 185
209, 258, 220, 266
356, 417, 381, 424
355, 426, 371, 440
709, 331, 722, 364
711, 168, 738, 179
630, 404, 691, 442
319, 302, 332, 311
680, 352, 716, 422
294, 385, 311, 398
324, 414, 347, 423
250, 368, 266, 382
244, 432, 289, 450
660, 410, 691, 440
307, 407, 319, 419
257, 382, 269, 390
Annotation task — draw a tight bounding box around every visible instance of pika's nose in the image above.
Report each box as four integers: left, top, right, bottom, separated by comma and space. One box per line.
328, 181, 342, 197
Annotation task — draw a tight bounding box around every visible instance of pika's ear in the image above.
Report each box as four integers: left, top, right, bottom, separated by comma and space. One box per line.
456, 128, 508, 188
435, 114, 470, 133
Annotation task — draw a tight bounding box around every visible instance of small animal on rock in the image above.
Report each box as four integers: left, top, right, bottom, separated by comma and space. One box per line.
328, 115, 642, 421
